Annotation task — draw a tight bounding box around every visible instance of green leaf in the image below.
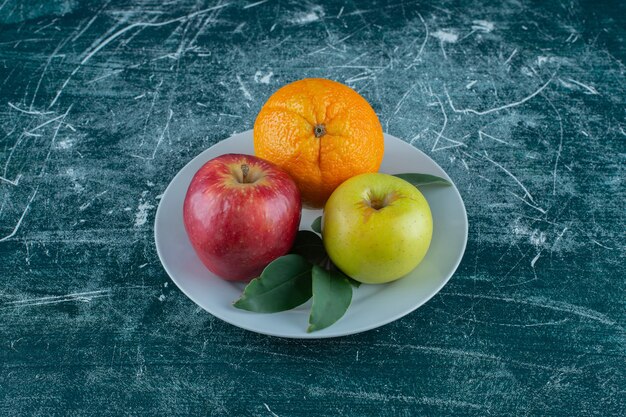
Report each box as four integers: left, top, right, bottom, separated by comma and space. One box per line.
343, 273, 362, 288
329, 265, 361, 288
311, 216, 322, 234
291, 230, 327, 267
233, 255, 312, 313
393, 173, 451, 187
307, 265, 353, 332
347, 278, 361, 288
292, 231, 361, 286
292, 229, 362, 287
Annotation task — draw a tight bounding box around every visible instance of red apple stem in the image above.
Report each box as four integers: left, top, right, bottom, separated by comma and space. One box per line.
241, 164, 250, 183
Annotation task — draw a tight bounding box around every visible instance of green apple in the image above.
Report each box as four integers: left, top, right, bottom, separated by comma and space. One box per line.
322, 173, 433, 284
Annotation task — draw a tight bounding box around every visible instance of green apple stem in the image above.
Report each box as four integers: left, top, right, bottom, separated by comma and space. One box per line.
241, 164, 250, 183
369, 197, 384, 210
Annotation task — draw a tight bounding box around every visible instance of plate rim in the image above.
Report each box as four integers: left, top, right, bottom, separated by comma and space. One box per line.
154, 130, 468, 339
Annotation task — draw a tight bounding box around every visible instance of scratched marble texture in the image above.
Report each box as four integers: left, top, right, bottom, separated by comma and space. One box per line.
0, 0, 624, 415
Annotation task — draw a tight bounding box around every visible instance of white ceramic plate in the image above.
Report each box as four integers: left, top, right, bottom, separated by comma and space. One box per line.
155, 130, 468, 339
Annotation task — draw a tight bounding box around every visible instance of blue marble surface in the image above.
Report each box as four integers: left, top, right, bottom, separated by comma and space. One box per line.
0, 0, 624, 415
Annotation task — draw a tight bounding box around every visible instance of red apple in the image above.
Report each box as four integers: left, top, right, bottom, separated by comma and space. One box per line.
183, 153, 301, 282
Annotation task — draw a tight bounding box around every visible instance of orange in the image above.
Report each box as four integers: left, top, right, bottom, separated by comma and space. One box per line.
253, 78, 384, 208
